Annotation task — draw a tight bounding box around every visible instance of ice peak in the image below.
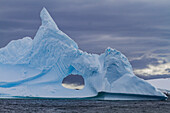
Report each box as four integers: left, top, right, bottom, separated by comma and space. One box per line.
40, 7, 59, 30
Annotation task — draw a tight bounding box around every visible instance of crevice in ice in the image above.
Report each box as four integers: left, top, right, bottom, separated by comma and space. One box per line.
0, 69, 50, 88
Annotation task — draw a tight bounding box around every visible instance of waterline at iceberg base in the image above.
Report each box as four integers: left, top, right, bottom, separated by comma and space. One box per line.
0, 8, 167, 100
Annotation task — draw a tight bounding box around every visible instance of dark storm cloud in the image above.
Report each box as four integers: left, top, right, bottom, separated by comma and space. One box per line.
0, 0, 170, 78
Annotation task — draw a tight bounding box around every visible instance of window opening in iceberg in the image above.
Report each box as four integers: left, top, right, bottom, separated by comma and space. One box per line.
62, 74, 85, 90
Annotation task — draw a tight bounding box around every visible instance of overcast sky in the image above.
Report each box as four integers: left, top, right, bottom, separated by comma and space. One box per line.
0, 0, 170, 79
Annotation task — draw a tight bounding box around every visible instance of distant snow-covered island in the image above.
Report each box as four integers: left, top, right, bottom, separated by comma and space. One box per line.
0, 8, 167, 100
147, 78, 170, 96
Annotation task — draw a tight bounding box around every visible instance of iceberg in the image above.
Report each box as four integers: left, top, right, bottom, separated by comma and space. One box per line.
0, 8, 167, 100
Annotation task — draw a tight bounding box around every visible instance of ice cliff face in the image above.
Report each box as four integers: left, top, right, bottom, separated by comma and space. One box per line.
0, 8, 167, 100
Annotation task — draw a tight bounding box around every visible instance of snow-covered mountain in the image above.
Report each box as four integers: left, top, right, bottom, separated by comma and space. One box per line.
0, 8, 167, 100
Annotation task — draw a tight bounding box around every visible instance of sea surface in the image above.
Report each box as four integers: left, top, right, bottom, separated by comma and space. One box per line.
0, 96, 169, 113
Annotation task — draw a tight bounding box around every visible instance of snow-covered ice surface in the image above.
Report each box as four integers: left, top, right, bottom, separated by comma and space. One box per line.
0, 8, 167, 100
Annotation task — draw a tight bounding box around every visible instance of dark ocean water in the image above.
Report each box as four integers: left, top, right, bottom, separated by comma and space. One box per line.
0, 96, 169, 113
